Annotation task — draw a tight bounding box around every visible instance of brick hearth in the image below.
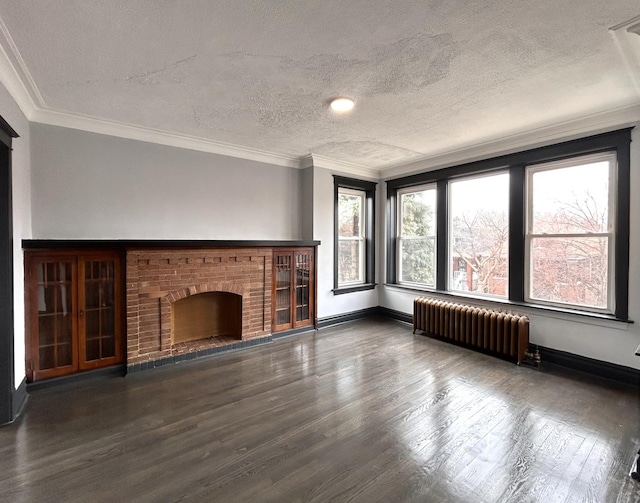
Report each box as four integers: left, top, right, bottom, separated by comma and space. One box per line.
126, 247, 272, 367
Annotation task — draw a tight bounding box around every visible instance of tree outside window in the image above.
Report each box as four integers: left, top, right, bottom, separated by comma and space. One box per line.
398, 186, 436, 286
449, 173, 510, 297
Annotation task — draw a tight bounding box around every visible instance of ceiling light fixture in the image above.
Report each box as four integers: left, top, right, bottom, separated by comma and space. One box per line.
330, 97, 355, 113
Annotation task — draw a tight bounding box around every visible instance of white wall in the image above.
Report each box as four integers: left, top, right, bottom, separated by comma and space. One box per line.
312, 167, 379, 318
300, 167, 314, 241
380, 125, 640, 370
0, 82, 32, 388
30, 124, 304, 240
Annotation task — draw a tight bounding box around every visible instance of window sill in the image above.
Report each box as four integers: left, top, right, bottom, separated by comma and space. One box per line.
383, 283, 633, 326
333, 283, 377, 295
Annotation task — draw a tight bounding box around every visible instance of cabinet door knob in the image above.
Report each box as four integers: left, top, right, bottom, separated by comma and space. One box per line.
79, 310, 84, 317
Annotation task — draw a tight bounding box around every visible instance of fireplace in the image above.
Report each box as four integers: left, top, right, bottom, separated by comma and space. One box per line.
126, 247, 272, 369
172, 292, 242, 343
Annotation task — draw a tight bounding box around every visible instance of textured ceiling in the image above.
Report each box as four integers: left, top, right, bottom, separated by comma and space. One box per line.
0, 1, 639, 171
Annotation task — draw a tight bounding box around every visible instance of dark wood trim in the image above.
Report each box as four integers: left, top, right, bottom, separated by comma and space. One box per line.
333, 176, 377, 291
386, 128, 634, 187
386, 184, 398, 284
0, 115, 18, 143
613, 130, 631, 320
508, 165, 526, 302
317, 307, 380, 329
436, 179, 448, 290
332, 283, 376, 295
0, 114, 17, 425
365, 182, 376, 284
23, 239, 321, 249
377, 306, 413, 324
537, 346, 640, 388
332, 176, 377, 193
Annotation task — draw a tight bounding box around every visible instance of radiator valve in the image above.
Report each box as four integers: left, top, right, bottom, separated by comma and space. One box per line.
523, 347, 542, 369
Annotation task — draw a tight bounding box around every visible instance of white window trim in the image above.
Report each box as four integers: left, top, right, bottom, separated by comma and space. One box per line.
524, 152, 616, 314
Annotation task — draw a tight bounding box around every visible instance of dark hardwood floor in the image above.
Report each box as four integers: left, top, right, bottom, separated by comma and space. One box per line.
1, 318, 639, 502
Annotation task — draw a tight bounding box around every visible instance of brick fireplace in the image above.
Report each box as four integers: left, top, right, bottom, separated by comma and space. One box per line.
126, 247, 273, 369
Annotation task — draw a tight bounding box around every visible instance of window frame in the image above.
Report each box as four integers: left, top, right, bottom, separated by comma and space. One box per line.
386, 128, 632, 321
334, 176, 377, 295
524, 152, 617, 313
396, 184, 438, 288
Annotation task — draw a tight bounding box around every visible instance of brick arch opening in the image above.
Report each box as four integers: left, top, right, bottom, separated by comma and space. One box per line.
172, 291, 242, 343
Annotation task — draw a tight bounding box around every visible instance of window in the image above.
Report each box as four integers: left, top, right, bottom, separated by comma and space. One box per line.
449, 173, 509, 297
397, 185, 437, 286
526, 153, 615, 312
334, 176, 376, 294
337, 188, 365, 284
386, 128, 631, 320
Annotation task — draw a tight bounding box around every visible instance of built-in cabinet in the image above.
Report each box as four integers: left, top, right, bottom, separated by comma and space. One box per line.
23, 243, 317, 382
272, 248, 315, 332
25, 250, 124, 382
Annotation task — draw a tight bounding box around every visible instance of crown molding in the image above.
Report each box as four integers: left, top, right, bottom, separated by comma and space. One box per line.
380, 104, 640, 179
0, 16, 40, 119
31, 108, 302, 168
610, 14, 640, 99
303, 154, 380, 179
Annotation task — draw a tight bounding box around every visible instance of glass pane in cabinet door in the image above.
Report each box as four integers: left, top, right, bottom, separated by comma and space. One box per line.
276, 309, 291, 325
276, 255, 291, 288
39, 346, 54, 370
101, 307, 115, 358
276, 288, 290, 310
57, 342, 72, 367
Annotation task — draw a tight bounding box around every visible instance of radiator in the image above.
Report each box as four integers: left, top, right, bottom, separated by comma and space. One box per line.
413, 297, 530, 364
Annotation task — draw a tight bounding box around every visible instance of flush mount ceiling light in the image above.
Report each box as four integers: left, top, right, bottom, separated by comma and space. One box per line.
330, 97, 355, 113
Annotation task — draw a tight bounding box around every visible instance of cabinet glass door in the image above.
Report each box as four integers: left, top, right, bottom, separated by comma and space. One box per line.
273, 253, 293, 330
32, 258, 78, 380
80, 258, 118, 367
295, 252, 311, 324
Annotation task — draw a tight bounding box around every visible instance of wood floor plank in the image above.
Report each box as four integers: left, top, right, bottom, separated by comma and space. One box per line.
0, 317, 638, 502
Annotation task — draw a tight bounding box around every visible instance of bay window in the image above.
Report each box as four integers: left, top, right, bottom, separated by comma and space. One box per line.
386, 128, 630, 320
